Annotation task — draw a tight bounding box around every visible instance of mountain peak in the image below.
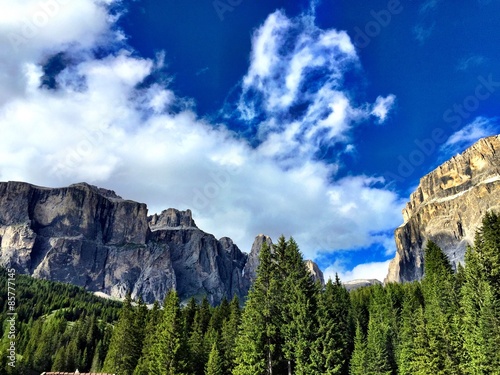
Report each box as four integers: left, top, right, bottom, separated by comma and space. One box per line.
386, 135, 500, 283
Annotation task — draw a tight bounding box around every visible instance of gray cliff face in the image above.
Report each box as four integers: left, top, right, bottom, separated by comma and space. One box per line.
304, 260, 325, 285
386, 135, 500, 283
0, 181, 248, 304
242, 234, 273, 290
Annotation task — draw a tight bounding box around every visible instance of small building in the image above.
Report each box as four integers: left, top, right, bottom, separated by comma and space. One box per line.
41, 370, 115, 375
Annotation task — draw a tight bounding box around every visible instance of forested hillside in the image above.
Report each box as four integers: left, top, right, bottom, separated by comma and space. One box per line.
2, 212, 500, 374
0, 270, 122, 374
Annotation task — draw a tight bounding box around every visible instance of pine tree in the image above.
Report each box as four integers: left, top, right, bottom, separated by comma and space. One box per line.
312, 275, 352, 375
148, 290, 186, 375
365, 286, 394, 375
350, 321, 367, 375
421, 240, 461, 374
221, 295, 241, 374
461, 212, 500, 374
206, 342, 224, 375
233, 241, 281, 375
102, 293, 141, 375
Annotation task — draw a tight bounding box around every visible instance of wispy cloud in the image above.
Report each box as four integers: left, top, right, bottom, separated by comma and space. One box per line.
456, 55, 487, 72
419, 0, 440, 14
371, 94, 396, 124
234, 10, 395, 166
440, 116, 499, 156
195, 66, 209, 76
413, 22, 435, 44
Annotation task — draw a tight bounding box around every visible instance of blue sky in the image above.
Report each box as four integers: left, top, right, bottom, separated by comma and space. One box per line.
0, 0, 499, 281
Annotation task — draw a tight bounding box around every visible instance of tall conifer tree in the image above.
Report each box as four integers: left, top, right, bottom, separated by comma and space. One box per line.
233, 241, 281, 375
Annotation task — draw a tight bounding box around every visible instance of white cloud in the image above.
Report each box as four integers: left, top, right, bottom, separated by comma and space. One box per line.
324, 259, 392, 283
441, 117, 499, 156
456, 55, 487, 72
237, 9, 394, 168
371, 94, 396, 123
0, 1, 405, 269
419, 0, 440, 13
413, 23, 435, 44
0, 0, 117, 106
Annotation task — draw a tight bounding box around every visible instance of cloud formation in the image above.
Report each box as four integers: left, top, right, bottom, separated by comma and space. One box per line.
440, 116, 499, 156
323, 259, 392, 283
236, 10, 394, 166
0, 1, 404, 276
456, 55, 487, 72
413, 23, 435, 44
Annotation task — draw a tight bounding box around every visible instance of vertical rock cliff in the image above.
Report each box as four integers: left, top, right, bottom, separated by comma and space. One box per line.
0, 182, 249, 304
0, 181, 325, 303
386, 135, 500, 283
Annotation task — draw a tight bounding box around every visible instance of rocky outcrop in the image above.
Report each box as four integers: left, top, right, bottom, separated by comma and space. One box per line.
305, 260, 325, 285
0, 181, 249, 304
242, 234, 273, 290
386, 135, 500, 283
343, 279, 382, 291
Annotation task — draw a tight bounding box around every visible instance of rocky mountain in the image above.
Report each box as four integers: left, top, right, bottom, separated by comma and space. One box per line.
242, 234, 273, 291
343, 279, 382, 291
386, 135, 500, 283
304, 259, 325, 285
0, 181, 323, 304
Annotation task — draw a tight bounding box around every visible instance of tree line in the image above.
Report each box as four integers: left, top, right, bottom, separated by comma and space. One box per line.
2, 212, 499, 374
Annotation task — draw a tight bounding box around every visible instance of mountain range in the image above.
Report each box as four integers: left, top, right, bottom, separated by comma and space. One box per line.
1, 136, 499, 303
0, 181, 322, 304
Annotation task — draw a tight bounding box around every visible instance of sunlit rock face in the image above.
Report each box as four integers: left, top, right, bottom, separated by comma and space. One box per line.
386, 135, 500, 283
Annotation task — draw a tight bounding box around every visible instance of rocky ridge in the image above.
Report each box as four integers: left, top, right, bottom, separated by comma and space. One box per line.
0, 181, 323, 304
386, 135, 500, 283
343, 279, 382, 291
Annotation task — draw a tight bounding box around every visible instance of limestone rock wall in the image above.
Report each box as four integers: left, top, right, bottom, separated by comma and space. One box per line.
386, 135, 500, 283
0, 181, 248, 304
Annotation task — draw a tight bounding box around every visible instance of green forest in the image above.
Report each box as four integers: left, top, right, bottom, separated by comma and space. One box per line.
1, 212, 500, 375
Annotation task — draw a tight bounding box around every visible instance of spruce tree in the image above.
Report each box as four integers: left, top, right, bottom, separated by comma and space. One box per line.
349, 321, 367, 375
148, 290, 186, 375
365, 286, 394, 375
206, 342, 224, 375
221, 295, 241, 374
461, 212, 500, 374
312, 275, 352, 375
397, 284, 423, 375
421, 240, 461, 374
233, 241, 281, 375
277, 237, 318, 375
134, 301, 162, 375
189, 310, 209, 375
102, 293, 142, 375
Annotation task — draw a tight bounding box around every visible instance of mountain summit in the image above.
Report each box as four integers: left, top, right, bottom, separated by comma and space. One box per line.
386, 135, 500, 283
